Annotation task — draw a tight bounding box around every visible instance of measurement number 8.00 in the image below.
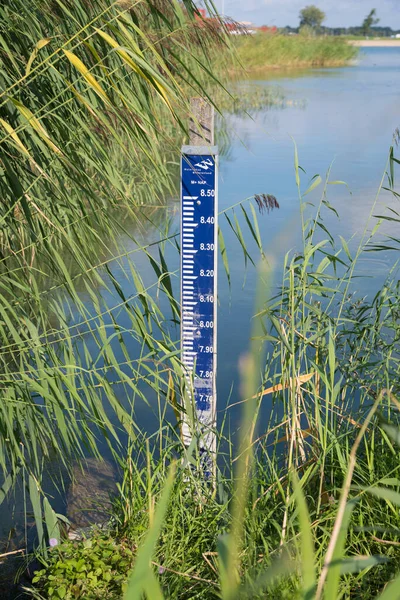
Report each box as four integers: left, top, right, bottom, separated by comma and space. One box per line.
199, 269, 214, 277
199, 320, 213, 329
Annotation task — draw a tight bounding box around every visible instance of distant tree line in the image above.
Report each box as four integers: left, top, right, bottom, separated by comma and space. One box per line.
281, 25, 400, 37
281, 5, 399, 37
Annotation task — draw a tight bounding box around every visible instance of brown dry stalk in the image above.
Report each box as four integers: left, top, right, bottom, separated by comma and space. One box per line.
227, 372, 315, 411
151, 561, 217, 586
0, 548, 25, 559
371, 536, 400, 547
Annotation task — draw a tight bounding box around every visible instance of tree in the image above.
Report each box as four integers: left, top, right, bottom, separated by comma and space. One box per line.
361, 9, 379, 36
299, 5, 325, 30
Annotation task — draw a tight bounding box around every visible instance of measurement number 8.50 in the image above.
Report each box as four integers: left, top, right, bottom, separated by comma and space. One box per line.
200, 189, 215, 197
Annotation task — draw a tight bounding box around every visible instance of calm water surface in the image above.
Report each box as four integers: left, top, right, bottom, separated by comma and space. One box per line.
3, 47, 400, 544
81, 45, 400, 449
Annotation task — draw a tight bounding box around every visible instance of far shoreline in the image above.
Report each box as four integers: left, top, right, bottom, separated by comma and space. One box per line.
349, 40, 400, 47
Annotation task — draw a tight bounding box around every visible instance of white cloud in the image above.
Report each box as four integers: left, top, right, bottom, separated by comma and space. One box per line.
217, 0, 400, 29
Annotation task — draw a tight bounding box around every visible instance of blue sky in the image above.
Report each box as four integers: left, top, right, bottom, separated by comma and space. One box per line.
212, 0, 400, 29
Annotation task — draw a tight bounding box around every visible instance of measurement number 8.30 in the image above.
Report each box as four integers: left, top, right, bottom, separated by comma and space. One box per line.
200, 243, 214, 251
200, 189, 215, 197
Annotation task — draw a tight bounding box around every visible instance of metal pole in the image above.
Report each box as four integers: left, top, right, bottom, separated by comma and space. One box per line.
180, 98, 218, 477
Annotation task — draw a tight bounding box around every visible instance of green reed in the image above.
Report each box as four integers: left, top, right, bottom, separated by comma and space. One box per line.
22, 144, 400, 599
230, 33, 358, 74
1, 1, 400, 598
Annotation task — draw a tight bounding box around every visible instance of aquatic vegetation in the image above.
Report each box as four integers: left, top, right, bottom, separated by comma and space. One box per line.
231, 33, 358, 72
1, 1, 400, 599
22, 145, 400, 599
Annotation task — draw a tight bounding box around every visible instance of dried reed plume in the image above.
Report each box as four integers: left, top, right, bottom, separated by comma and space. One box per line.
254, 193, 279, 214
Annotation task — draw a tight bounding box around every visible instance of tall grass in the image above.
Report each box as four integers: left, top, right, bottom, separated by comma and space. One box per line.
231, 33, 358, 72
0, 0, 231, 547
118, 146, 400, 599
24, 144, 400, 599
1, 1, 400, 598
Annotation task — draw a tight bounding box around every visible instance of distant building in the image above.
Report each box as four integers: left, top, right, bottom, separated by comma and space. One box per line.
195, 9, 277, 36
259, 25, 278, 34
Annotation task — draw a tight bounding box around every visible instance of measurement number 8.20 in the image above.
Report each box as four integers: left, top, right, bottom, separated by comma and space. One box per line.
199, 269, 214, 277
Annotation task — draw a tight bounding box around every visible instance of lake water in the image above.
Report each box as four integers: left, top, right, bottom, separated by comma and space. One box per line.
2, 46, 400, 546
72, 44, 400, 459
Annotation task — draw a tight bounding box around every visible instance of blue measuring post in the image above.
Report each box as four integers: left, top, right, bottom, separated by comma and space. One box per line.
181, 145, 218, 473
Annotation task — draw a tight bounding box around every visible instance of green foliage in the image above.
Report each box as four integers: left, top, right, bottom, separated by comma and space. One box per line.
232, 34, 357, 72
0, 0, 229, 517
299, 5, 326, 29
2, 2, 400, 599
362, 9, 380, 36
20, 139, 400, 599
31, 533, 135, 600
